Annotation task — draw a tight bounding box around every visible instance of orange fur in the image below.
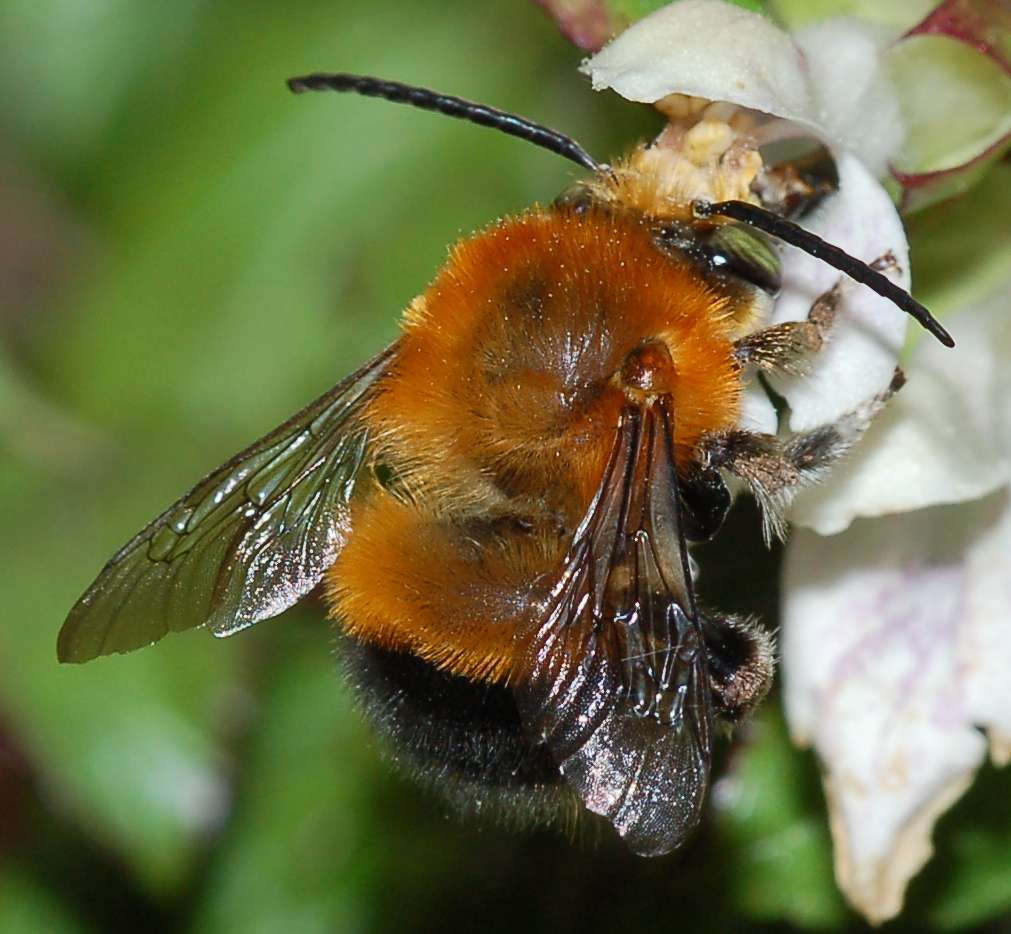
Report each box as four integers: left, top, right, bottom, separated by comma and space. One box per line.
328, 494, 559, 683
367, 208, 742, 512
327, 199, 755, 682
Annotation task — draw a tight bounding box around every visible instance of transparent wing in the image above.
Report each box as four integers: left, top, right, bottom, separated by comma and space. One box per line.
58, 344, 397, 663
514, 400, 713, 856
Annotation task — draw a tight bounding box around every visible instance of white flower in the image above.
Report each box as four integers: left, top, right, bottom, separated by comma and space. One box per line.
782, 279, 1011, 923
583, 0, 1011, 923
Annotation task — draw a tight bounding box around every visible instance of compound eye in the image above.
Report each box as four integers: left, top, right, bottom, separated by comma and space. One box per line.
704, 223, 782, 295
552, 182, 596, 214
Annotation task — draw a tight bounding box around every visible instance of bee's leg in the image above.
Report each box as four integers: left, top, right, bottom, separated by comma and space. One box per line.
734, 251, 900, 376
733, 283, 840, 375
697, 429, 798, 542
701, 611, 776, 726
699, 367, 904, 541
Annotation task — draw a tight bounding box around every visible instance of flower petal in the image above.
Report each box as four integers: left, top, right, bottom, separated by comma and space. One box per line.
793, 19, 904, 177
958, 496, 1011, 766
782, 489, 1011, 923
738, 377, 779, 434
582, 0, 818, 128
791, 280, 1011, 533
769, 152, 909, 433
534, 0, 616, 52
583, 1, 913, 172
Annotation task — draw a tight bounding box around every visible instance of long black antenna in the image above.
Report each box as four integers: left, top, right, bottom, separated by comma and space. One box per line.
287, 72, 602, 174
694, 199, 954, 347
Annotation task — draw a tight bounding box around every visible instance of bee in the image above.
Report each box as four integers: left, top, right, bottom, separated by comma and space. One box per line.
58, 74, 952, 856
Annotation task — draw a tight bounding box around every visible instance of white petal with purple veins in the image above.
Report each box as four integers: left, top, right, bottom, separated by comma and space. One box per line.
783, 490, 1011, 922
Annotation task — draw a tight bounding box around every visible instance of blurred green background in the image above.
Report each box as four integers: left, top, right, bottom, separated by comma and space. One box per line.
1, 1, 1010, 932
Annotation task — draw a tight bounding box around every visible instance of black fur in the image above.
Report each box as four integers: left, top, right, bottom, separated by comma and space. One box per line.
339, 636, 579, 829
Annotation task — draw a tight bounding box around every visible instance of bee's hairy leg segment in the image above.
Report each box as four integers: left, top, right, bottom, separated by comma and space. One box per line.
701, 611, 776, 726
698, 429, 798, 542
733, 280, 844, 375
732, 318, 826, 375
734, 249, 905, 376
700, 367, 905, 541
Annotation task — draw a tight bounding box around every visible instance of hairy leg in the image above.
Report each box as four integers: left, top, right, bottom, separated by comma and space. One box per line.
699, 368, 905, 541
734, 252, 899, 375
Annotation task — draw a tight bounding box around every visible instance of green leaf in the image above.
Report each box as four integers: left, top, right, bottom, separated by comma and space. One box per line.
0, 0, 207, 180
769, 0, 935, 31
189, 623, 380, 934
907, 161, 1011, 316
605, 0, 767, 18
0, 871, 89, 934
2, 0, 653, 910
717, 704, 849, 928
888, 34, 1011, 176
0, 470, 237, 893
905, 762, 1011, 929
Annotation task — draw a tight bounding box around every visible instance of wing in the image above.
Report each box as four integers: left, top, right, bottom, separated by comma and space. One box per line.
514, 399, 713, 856
58, 343, 397, 663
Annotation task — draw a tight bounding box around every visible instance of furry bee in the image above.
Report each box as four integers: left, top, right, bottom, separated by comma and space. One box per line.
58, 74, 952, 856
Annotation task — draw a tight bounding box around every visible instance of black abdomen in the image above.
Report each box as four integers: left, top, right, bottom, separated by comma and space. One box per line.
339, 636, 579, 829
